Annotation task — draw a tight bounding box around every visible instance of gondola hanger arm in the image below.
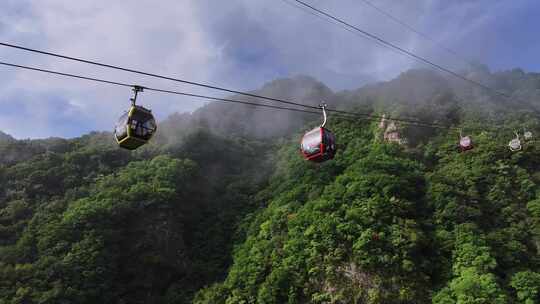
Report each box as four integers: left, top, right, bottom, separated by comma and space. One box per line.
320, 103, 328, 128
130, 85, 144, 106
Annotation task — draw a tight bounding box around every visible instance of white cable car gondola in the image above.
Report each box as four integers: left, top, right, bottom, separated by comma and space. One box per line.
114, 86, 157, 150
459, 130, 473, 152
524, 129, 533, 141
509, 132, 522, 152
300, 104, 337, 162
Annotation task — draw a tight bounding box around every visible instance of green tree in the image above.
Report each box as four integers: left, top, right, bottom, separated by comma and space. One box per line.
510, 271, 540, 304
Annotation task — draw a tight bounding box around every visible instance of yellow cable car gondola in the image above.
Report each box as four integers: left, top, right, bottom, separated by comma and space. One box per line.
114, 86, 157, 150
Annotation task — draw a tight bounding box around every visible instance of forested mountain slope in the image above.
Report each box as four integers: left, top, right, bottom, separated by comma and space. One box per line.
1, 68, 540, 303
195, 118, 540, 303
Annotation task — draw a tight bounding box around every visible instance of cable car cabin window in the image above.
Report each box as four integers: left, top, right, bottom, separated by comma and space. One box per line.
129, 109, 156, 140
327, 131, 336, 150
323, 129, 335, 146
301, 127, 336, 162
143, 119, 157, 136
115, 112, 129, 141
302, 128, 322, 154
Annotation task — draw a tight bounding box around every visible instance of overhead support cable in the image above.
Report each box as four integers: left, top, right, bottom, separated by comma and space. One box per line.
288, 0, 539, 115
358, 0, 476, 67
0, 60, 462, 130
0, 41, 453, 123
0, 42, 320, 110
0, 61, 323, 115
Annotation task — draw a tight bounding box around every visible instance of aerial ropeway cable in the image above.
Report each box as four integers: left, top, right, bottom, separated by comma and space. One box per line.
357, 0, 477, 67
0, 42, 466, 129
0, 60, 532, 156
1, 3, 537, 155
287, 0, 540, 117
0, 61, 332, 115
0, 60, 466, 132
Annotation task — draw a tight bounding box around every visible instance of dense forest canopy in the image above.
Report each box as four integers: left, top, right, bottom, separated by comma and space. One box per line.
1, 67, 540, 303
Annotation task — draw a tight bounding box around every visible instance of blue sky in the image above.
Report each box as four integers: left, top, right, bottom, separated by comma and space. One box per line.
0, 0, 538, 139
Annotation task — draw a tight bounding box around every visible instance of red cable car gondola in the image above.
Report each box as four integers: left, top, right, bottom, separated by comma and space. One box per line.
300, 104, 337, 162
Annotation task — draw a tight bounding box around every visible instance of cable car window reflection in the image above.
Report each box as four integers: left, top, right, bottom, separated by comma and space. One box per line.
142, 119, 156, 139
115, 113, 129, 140
302, 129, 321, 154
328, 132, 335, 149
144, 119, 156, 132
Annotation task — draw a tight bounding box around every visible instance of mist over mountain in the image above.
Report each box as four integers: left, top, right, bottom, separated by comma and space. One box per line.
0, 131, 13, 143
154, 66, 540, 146
1, 68, 540, 303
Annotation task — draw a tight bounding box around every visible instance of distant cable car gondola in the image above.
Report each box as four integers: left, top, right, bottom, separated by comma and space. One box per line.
458, 130, 473, 152
524, 129, 533, 141
114, 86, 157, 150
509, 132, 522, 152
300, 104, 336, 162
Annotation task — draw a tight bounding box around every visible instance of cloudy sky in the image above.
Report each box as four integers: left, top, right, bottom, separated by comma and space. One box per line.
0, 0, 538, 138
